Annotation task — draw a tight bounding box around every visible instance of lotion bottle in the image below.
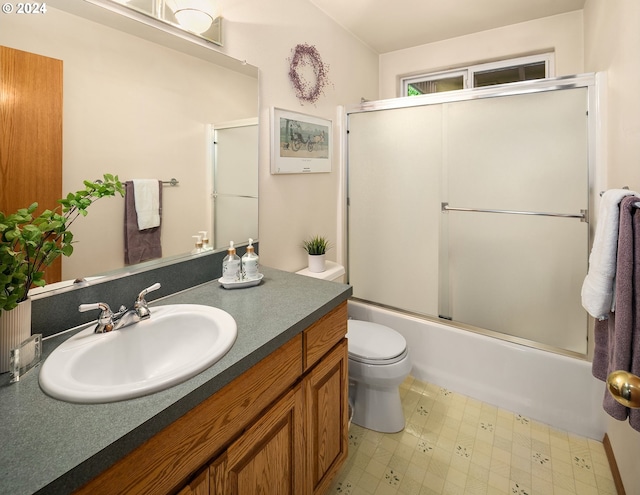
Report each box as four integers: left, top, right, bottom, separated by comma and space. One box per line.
191, 235, 204, 254
242, 238, 260, 280
199, 231, 213, 251
222, 241, 241, 282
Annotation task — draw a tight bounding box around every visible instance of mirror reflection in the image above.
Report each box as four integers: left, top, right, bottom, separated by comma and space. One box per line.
3, 4, 259, 294
112, 0, 223, 46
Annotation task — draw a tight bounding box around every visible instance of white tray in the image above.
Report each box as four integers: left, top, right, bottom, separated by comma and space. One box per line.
218, 273, 263, 289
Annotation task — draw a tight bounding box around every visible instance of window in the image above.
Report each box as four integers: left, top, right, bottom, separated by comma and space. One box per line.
401, 54, 554, 97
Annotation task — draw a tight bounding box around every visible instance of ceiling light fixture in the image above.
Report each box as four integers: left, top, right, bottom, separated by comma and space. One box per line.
165, 0, 219, 34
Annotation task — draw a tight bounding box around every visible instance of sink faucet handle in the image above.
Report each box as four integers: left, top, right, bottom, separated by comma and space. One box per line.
79, 302, 115, 333
79, 302, 111, 313
134, 282, 161, 319
137, 283, 161, 302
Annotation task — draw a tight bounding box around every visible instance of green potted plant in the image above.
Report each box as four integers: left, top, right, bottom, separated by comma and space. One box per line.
0, 174, 124, 372
302, 235, 331, 273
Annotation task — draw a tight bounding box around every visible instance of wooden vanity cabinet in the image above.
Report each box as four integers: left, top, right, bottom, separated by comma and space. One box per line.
206, 339, 348, 495
208, 384, 306, 494
76, 302, 348, 495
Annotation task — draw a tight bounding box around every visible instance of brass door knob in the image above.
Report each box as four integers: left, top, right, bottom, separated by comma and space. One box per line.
607, 370, 640, 409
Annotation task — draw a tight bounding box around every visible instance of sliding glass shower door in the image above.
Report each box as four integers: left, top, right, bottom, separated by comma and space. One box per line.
348, 105, 442, 317
347, 81, 591, 354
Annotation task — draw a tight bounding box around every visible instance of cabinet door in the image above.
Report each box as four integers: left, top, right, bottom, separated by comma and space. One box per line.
177, 467, 209, 495
210, 384, 306, 495
305, 339, 348, 494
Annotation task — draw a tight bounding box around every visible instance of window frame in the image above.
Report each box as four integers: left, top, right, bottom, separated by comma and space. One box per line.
400, 53, 555, 97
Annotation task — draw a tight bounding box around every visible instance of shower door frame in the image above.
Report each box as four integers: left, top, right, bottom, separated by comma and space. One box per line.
344, 73, 602, 359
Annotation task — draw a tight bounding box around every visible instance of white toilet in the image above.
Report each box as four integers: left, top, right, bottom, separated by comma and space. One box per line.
296, 262, 412, 433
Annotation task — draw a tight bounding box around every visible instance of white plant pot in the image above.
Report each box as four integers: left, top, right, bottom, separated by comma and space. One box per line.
308, 254, 326, 273
0, 298, 32, 373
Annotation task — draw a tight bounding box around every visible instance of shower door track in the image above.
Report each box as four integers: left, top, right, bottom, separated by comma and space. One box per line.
441, 203, 588, 222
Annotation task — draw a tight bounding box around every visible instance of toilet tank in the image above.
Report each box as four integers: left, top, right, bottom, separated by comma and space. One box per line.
296, 261, 345, 283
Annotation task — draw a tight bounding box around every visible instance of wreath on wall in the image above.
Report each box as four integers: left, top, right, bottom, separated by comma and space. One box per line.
288, 43, 330, 104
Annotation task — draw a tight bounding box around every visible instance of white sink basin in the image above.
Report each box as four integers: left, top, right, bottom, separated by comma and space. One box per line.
39, 304, 237, 403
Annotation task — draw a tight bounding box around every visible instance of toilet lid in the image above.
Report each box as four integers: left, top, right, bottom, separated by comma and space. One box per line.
347, 320, 407, 364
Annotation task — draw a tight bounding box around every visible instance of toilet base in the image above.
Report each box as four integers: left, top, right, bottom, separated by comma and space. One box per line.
350, 382, 405, 433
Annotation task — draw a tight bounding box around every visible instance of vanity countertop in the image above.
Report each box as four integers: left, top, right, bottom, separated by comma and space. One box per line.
0, 266, 352, 495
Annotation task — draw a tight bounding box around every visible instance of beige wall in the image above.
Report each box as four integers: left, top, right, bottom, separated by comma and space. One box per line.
218, 1, 379, 272
584, 0, 640, 493
379, 10, 584, 100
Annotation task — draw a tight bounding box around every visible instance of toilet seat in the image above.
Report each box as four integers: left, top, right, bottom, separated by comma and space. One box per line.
347, 320, 408, 365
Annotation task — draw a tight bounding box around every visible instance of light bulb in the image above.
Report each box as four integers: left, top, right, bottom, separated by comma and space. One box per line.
174, 8, 213, 33
165, 0, 218, 34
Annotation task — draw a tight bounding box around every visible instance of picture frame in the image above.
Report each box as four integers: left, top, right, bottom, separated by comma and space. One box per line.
270, 107, 332, 174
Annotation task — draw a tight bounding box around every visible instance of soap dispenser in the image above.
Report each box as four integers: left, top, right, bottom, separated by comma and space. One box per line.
222, 241, 241, 282
242, 238, 260, 280
199, 231, 213, 251
191, 235, 204, 254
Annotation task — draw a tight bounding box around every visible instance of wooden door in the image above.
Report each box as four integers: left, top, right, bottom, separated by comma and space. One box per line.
0, 45, 63, 282
210, 385, 306, 495
305, 339, 349, 494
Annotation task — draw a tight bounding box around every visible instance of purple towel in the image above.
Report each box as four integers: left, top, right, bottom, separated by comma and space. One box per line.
592, 316, 609, 381
124, 181, 162, 265
628, 198, 640, 430
593, 195, 640, 430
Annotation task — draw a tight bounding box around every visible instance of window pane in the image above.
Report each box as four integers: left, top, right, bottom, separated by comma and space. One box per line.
408, 76, 464, 96
473, 62, 545, 87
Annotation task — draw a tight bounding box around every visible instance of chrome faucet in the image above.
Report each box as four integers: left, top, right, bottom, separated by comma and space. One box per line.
79, 283, 161, 333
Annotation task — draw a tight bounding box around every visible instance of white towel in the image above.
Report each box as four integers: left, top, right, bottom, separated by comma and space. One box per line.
132, 179, 161, 230
581, 189, 640, 319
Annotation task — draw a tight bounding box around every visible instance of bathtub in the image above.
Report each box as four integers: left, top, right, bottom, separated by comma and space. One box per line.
348, 300, 607, 440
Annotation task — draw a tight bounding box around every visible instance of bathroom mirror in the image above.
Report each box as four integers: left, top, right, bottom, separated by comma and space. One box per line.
110, 0, 223, 46
4, 0, 259, 294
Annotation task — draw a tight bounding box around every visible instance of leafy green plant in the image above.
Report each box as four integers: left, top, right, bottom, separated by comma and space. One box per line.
302, 235, 332, 255
0, 174, 124, 313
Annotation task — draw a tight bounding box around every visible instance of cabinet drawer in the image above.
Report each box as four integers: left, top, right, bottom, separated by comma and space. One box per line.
303, 302, 348, 371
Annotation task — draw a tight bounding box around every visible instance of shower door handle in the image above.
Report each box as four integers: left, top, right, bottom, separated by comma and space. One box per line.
441, 203, 588, 222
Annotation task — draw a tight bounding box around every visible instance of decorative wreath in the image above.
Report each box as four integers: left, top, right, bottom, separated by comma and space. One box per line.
288, 43, 330, 104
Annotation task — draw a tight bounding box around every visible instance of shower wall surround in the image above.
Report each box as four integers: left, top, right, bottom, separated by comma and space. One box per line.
347, 75, 596, 355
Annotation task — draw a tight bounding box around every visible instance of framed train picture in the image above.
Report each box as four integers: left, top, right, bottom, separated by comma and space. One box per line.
271, 107, 332, 174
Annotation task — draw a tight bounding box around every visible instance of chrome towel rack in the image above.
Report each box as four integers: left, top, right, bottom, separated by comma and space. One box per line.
598, 187, 640, 208
100, 178, 179, 186
441, 202, 588, 222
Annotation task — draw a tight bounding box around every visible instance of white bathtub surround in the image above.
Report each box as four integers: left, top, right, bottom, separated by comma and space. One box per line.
348, 300, 607, 440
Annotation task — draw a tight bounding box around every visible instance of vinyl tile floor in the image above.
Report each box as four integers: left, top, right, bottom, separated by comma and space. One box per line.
327, 376, 617, 495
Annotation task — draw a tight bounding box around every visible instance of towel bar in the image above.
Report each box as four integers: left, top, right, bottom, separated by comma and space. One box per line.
600, 186, 629, 196
99, 178, 179, 186
598, 187, 640, 208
